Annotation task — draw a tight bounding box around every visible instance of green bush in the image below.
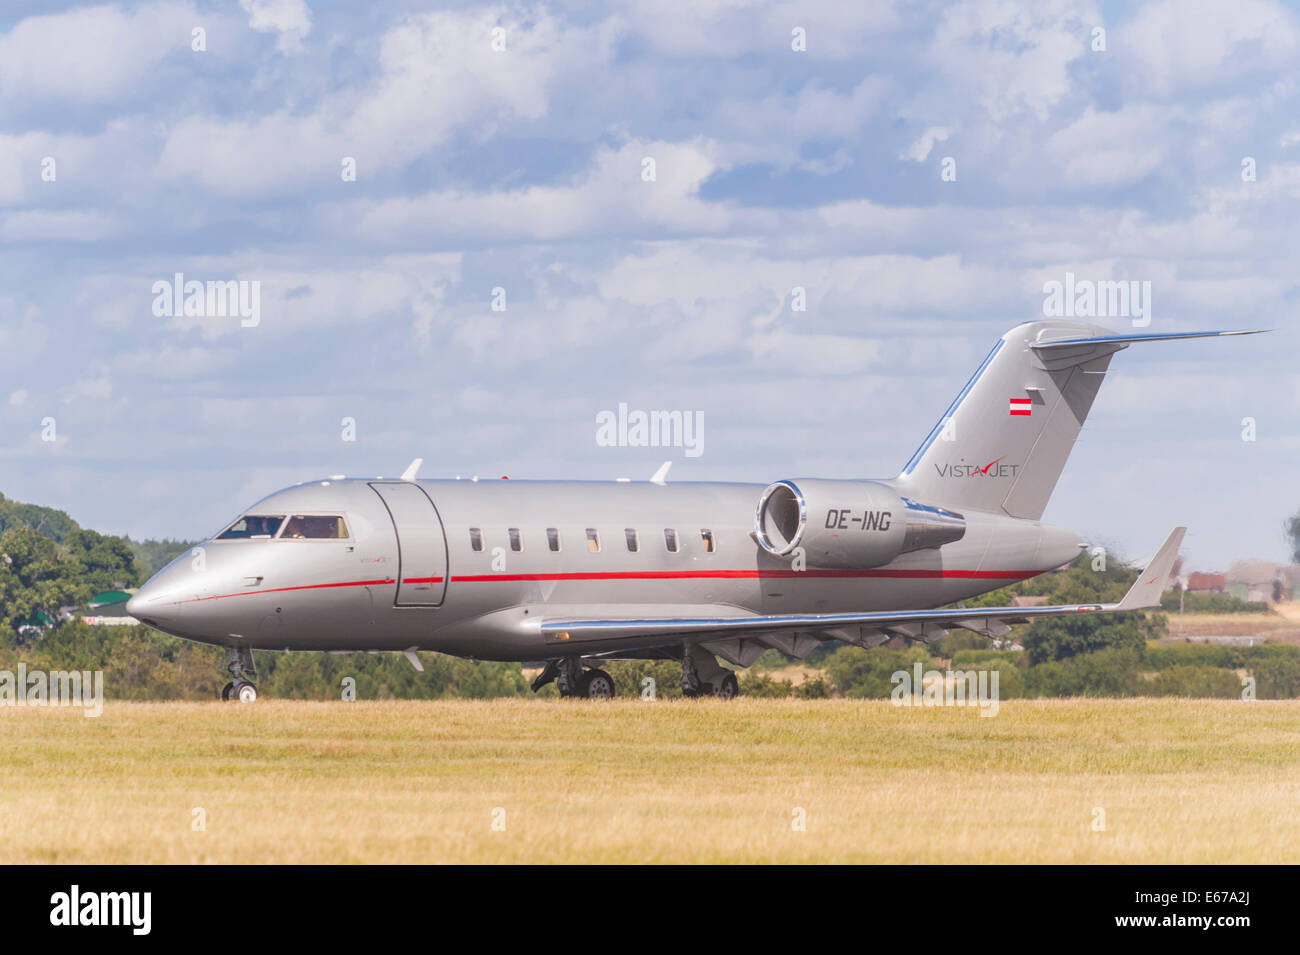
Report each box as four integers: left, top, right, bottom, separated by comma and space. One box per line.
739, 671, 794, 698
1241, 643, 1300, 663
1023, 649, 1143, 697
929, 630, 989, 658
796, 676, 831, 699
824, 645, 933, 699
1160, 591, 1270, 614
957, 661, 1027, 699
1142, 642, 1242, 670
1251, 655, 1300, 699
596, 660, 682, 699
1022, 612, 1163, 665
951, 649, 1025, 667
1148, 665, 1243, 698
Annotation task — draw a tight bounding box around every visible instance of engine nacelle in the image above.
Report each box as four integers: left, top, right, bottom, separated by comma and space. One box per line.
754, 479, 965, 569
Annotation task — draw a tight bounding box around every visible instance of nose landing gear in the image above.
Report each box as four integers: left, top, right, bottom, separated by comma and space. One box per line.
221, 647, 259, 703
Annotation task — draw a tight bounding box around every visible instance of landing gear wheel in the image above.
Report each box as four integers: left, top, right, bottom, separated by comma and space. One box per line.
576, 668, 616, 699
223, 647, 258, 702
714, 673, 739, 700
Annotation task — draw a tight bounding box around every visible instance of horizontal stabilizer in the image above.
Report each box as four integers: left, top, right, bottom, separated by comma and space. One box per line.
1031, 329, 1267, 350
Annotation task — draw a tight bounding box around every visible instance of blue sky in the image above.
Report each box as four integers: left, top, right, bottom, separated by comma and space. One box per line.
1, 0, 1298, 571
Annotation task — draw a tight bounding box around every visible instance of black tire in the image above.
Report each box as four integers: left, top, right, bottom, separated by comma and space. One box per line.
577, 668, 616, 699
713, 672, 739, 700
221, 682, 235, 701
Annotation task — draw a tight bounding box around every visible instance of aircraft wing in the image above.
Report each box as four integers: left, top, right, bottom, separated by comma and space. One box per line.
542, 527, 1184, 661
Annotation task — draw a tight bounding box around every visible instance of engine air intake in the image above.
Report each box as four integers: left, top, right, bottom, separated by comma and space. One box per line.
754, 479, 964, 569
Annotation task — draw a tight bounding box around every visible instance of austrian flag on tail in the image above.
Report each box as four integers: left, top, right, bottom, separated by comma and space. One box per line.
1009, 397, 1032, 416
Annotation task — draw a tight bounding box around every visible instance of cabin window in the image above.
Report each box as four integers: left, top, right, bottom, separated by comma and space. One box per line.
469, 528, 483, 551
547, 528, 561, 552
586, 528, 600, 553
218, 515, 284, 540
701, 528, 715, 553
508, 527, 522, 552
664, 528, 678, 553
281, 515, 350, 539
625, 528, 639, 552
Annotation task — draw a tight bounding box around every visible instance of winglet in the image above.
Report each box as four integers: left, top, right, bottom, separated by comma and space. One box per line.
1113, 527, 1186, 611
650, 461, 672, 485
400, 457, 423, 481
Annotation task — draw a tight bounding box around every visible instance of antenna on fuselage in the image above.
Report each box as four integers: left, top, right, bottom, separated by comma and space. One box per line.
400, 458, 423, 481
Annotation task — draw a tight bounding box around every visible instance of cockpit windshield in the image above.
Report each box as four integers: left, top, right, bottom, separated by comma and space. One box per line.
281, 515, 350, 539
218, 515, 285, 540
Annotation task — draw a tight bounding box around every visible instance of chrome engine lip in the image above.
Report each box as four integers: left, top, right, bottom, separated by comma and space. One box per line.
754, 479, 807, 557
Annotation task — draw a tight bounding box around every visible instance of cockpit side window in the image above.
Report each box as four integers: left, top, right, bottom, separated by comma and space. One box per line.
218, 515, 285, 540
281, 515, 350, 539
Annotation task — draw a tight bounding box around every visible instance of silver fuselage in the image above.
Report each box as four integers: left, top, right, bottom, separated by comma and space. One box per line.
127, 478, 1084, 660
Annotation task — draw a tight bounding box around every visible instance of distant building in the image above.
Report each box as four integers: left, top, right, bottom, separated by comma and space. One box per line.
16, 608, 56, 641
1186, 572, 1226, 593
80, 590, 140, 626
1225, 560, 1291, 604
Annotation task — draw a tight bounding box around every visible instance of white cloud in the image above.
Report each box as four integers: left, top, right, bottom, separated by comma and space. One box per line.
928, 0, 1097, 122
240, 0, 312, 54
622, 0, 902, 59
1046, 106, 1170, 188
0, 209, 120, 241
1118, 0, 1300, 98
154, 8, 602, 196
341, 138, 755, 244
900, 126, 951, 162
0, 2, 197, 108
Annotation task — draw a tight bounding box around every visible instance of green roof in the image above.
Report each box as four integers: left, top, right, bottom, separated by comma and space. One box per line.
88, 590, 133, 607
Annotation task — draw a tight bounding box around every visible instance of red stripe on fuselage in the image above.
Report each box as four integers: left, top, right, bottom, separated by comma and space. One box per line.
178, 567, 1040, 604
178, 578, 397, 603
449, 569, 1039, 582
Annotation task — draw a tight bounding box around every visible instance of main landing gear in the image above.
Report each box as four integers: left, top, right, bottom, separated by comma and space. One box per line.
682, 644, 740, 699
531, 658, 616, 699
221, 646, 259, 703
530, 647, 742, 700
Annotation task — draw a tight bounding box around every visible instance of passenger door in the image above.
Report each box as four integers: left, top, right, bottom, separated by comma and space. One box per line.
369, 483, 449, 607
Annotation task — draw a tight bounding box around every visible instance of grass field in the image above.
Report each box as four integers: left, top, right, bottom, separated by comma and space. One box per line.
1167, 610, 1300, 642
3, 698, 1300, 864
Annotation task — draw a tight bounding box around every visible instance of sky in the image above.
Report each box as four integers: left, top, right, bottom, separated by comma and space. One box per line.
1, 0, 1298, 571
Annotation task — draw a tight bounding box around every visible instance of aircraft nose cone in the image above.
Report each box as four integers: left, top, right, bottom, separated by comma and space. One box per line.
125, 570, 195, 635
126, 581, 173, 628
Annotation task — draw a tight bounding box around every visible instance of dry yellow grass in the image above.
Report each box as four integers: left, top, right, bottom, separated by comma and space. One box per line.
1167, 611, 1300, 642
2, 698, 1299, 864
